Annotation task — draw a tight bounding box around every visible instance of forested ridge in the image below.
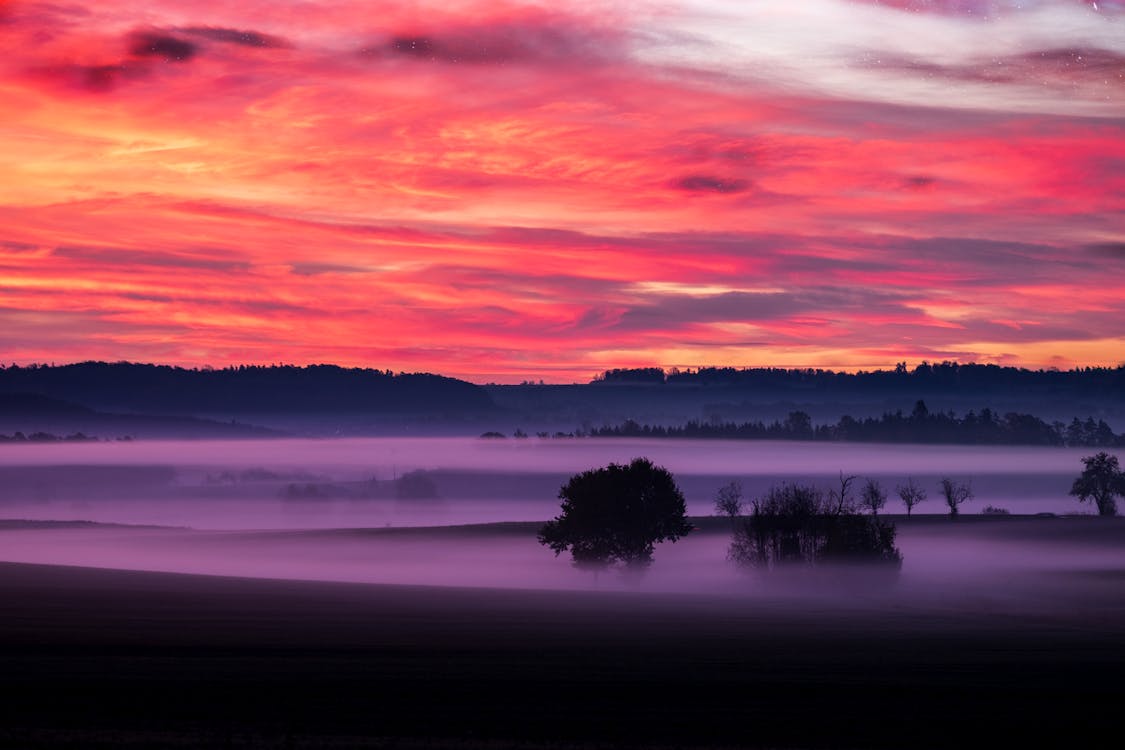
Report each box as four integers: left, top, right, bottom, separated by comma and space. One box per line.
589, 400, 1123, 447
594, 361, 1125, 397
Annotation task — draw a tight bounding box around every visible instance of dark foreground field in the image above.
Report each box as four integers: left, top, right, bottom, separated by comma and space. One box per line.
1, 544, 1123, 749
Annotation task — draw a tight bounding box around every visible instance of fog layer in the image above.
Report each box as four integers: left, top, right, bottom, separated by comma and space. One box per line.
0, 438, 1099, 528
2, 437, 1122, 617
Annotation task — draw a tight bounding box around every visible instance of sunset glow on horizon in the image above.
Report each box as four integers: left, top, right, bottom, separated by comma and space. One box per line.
1, 0, 1123, 382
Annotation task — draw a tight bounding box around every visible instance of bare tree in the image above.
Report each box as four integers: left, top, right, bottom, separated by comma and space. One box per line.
714, 481, 743, 524
939, 477, 973, 518
828, 472, 858, 514
860, 478, 886, 516
896, 478, 926, 516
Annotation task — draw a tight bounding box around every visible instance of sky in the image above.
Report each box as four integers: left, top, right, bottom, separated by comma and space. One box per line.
0, 0, 1123, 383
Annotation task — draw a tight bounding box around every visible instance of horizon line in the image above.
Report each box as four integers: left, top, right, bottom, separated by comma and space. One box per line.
3, 358, 1123, 387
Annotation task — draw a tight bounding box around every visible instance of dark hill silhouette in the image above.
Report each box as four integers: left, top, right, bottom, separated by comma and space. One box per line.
0, 363, 496, 417
489, 362, 1125, 434
0, 391, 282, 439
0, 392, 93, 416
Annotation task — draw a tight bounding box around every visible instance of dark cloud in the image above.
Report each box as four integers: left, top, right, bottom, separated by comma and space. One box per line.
839, 234, 1081, 278
388, 36, 437, 60
417, 264, 623, 300
180, 26, 287, 49
290, 262, 369, 276
1086, 242, 1125, 258
861, 47, 1125, 86
28, 27, 204, 93
114, 291, 313, 317
903, 175, 937, 189
128, 32, 197, 63
31, 62, 141, 93
52, 245, 248, 272
574, 306, 625, 331
0, 240, 39, 252
672, 175, 751, 194
1022, 47, 1125, 74
362, 18, 621, 66
79, 63, 128, 91
859, 53, 1009, 83
608, 288, 916, 334
851, 1, 1092, 18
32, 25, 285, 95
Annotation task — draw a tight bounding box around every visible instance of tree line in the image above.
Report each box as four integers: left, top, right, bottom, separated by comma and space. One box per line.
537, 452, 1125, 573
587, 400, 1123, 447
0, 431, 98, 443
593, 361, 1125, 398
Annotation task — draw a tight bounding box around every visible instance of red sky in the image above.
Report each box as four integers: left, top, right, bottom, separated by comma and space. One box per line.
1, 0, 1123, 382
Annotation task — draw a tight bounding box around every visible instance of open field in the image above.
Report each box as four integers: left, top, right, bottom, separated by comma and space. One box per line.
2, 438, 1122, 747
2, 516, 1124, 749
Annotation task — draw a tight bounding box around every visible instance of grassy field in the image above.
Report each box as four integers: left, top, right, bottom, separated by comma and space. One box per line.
1, 516, 1123, 748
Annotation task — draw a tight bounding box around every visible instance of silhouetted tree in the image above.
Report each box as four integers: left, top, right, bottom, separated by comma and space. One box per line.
1069, 452, 1125, 517
896, 478, 926, 516
860, 478, 886, 516
939, 477, 973, 518
911, 399, 929, 420
538, 458, 692, 570
714, 481, 743, 525
784, 411, 814, 439
829, 472, 858, 514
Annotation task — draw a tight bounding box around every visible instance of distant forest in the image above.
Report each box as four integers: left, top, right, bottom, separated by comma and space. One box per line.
0, 362, 495, 415
0, 431, 98, 443
593, 361, 1125, 397
588, 401, 1123, 447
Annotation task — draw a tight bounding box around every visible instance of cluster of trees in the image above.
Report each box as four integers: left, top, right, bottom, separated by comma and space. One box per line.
721, 479, 902, 571
537, 462, 905, 576
536, 451, 1125, 573
589, 401, 1123, 446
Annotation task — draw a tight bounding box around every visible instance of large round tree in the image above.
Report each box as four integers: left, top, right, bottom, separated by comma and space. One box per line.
1070, 452, 1125, 517
538, 457, 692, 569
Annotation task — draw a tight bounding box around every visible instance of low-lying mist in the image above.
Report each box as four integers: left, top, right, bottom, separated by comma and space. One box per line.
2, 437, 1122, 619
2, 519, 1122, 619
0, 437, 1099, 529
